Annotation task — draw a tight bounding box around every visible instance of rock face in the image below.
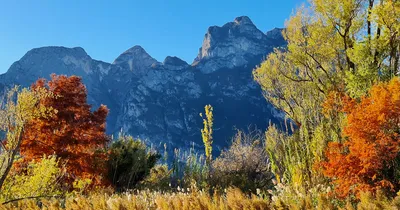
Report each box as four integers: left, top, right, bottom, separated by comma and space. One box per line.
0, 16, 286, 153
193, 16, 280, 73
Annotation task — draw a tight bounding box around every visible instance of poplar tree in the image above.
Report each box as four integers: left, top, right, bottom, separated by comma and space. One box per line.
200, 104, 213, 164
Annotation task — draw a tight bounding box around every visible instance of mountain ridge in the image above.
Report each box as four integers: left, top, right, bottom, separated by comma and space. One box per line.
0, 16, 286, 153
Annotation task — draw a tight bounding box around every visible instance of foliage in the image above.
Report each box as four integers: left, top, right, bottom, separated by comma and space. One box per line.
253, 0, 400, 192
200, 104, 213, 164
211, 130, 273, 193
140, 164, 172, 191
0, 155, 65, 203
108, 133, 160, 190
19, 74, 109, 187
322, 78, 400, 199
0, 86, 55, 190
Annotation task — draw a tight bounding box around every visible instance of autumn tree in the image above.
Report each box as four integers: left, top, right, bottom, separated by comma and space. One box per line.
254, 0, 400, 191
0, 86, 55, 191
20, 74, 109, 187
322, 78, 400, 199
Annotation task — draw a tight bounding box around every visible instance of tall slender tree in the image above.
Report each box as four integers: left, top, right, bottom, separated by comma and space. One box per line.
200, 104, 213, 164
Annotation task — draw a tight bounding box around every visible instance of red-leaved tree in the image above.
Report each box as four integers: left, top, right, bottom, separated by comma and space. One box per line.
322, 78, 400, 198
20, 74, 109, 187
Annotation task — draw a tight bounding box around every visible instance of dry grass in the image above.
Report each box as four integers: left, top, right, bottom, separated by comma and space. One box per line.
0, 188, 269, 210
3, 188, 400, 210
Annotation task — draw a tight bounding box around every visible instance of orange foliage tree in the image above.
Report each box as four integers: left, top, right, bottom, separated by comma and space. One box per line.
322, 78, 400, 198
20, 74, 109, 187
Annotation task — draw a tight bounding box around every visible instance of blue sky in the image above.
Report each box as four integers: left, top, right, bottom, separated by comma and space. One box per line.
0, 0, 304, 74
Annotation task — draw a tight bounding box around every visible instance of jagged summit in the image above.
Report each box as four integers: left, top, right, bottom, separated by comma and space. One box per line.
118, 45, 147, 56
113, 45, 159, 75
234, 16, 254, 25
192, 16, 275, 73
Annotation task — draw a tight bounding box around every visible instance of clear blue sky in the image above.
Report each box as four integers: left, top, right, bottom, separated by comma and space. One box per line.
0, 0, 305, 73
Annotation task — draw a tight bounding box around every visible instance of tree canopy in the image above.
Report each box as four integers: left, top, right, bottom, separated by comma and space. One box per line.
20, 74, 109, 187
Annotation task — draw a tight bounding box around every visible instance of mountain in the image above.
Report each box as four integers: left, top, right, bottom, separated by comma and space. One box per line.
0, 16, 286, 153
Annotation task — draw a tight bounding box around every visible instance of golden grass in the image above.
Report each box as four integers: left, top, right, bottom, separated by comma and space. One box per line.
0, 188, 269, 210
3, 188, 400, 210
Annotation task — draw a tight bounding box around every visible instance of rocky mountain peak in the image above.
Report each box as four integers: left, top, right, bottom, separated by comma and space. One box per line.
113, 45, 159, 75
150, 56, 189, 71
265, 28, 284, 38
192, 16, 274, 73
163, 56, 188, 66
234, 16, 254, 25
22, 46, 89, 60
1, 46, 97, 86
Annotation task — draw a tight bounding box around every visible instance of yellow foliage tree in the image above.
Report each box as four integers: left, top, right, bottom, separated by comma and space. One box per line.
200, 104, 213, 164
0, 86, 55, 190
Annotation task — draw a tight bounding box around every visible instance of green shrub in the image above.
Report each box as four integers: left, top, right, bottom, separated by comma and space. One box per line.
107, 134, 160, 190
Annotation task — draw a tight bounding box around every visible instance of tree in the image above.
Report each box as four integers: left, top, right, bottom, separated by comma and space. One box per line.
200, 104, 213, 164
0, 86, 55, 191
19, 74, 109, 187
107, 133, 160, 190
322, 78, 400, 199
254, 0, 399, 191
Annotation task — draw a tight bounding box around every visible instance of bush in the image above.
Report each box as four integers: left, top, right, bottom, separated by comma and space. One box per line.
108, 134, 160, 190
140, 164, 172, 191
0, 155, 65, 203
211, 130, 274, 193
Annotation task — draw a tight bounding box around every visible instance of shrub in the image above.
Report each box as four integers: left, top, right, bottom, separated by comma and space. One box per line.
211, 130, 274, 193
322, 78, 400, 198
0, 155, 65, 203
108, 134, 160, 190
140, 164, 172, 191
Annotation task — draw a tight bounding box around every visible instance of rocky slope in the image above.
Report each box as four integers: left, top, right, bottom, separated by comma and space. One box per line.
0, 16, 286, 153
